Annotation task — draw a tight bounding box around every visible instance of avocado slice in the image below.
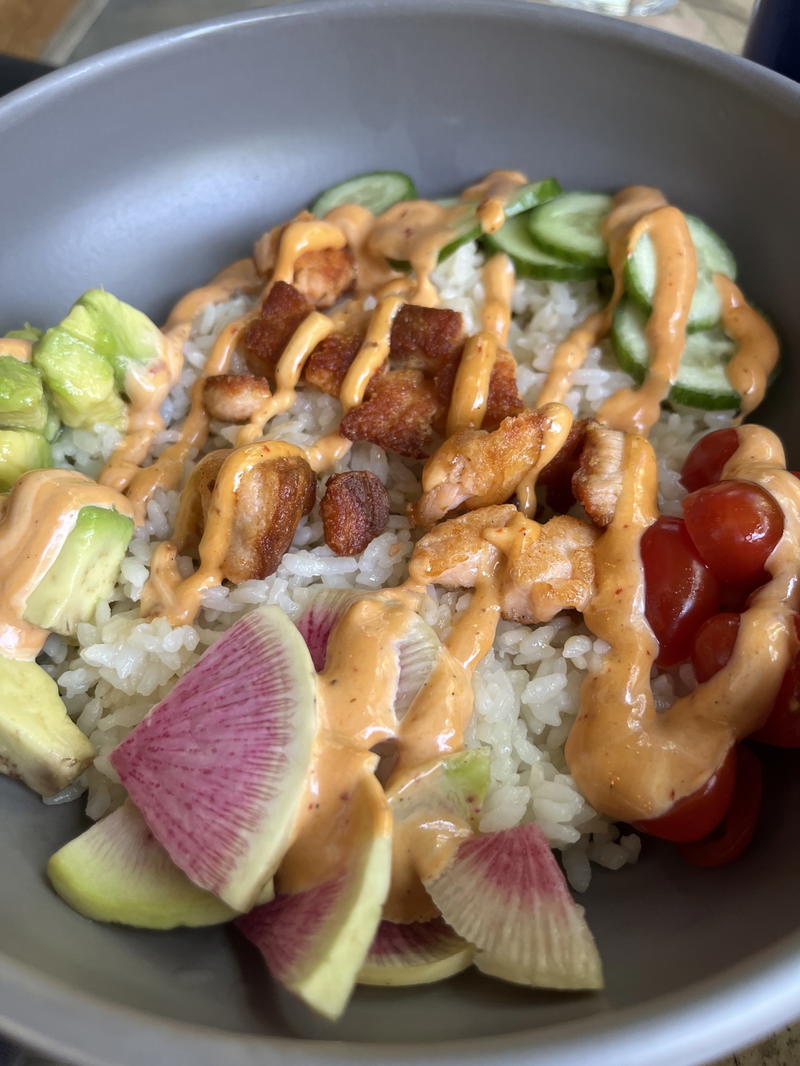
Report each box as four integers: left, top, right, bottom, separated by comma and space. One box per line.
67, 289, 166, 397
23, 505, 134, 637
0, 657, 95, 797
0, 429, 51, 491
0, 356, 49, 432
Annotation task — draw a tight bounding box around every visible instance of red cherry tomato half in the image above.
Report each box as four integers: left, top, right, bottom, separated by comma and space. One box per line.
691, 612, 740, 683
678, 747, 762, 867
641, 516, 722, 667
632, 747, 737, 843
682, 480, 784, 587
752, 615, 800, 748
681, 428, 739, 493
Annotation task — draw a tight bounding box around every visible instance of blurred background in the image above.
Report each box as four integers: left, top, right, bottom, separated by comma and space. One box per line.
0, 0, 756, 66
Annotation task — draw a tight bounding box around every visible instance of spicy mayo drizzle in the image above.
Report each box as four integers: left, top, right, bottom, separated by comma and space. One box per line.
536, 187, 777, 436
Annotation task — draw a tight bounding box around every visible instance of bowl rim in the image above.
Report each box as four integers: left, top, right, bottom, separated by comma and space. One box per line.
2, 1, 800, 1064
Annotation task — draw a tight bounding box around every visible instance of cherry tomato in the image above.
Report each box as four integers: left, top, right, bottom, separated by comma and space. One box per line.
632, 747, 737, 843
752, 615, 800, 747
641, 516, 722, 667
681, 428, 739, 492
682, 480, 784, 587
691, 612, 740, 683
678, 746, 762, 867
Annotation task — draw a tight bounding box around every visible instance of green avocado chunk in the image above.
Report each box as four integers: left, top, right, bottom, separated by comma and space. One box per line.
0, 429, 51, 490
0, 356, 49, 432
0, 657, 95, 798
68, 289, 167, 395
23, 505, 134, 637
32, 289, 166, 430
33, 325, 125, 430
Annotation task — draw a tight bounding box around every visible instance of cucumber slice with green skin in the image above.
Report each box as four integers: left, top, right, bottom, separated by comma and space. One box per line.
625, 214, 737, 332
527, 192, 612, 268
484, 215, 607, 281
311, 171, 417, 217
503, 177, 563, 217
611, 297, 741, 411
408, 178, 564, 267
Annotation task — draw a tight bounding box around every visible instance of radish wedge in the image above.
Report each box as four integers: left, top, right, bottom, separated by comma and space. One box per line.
358, 918, 473, 986
384, 750, 489, 923
47, 801, 252, 929
237, 773, 392, 1021
296, 587, 441, 720
111, 605, 317, 912
424, 823, 603, 990
294, 588, 362, 670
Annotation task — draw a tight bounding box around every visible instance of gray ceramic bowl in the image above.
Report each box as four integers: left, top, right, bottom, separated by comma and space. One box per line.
2, 2, 800, 1064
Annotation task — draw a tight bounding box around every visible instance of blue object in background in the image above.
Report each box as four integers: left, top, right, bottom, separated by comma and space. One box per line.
744, 0, 800, 83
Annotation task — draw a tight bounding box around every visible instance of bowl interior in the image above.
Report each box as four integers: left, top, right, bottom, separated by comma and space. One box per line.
1, 1, 800, 1062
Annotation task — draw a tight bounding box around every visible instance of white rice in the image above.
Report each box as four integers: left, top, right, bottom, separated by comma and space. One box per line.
42, 241, 734, 887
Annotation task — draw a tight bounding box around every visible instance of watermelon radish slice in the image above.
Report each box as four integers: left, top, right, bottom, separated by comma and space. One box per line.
389, 749, 489, 823
358, 917, 473, 986
295, 587, 442, 719
47, 801, 254, 929
384, 749, 489, 923
295, 588, 362, 671
424, 823, 603, 990
237, 772, 392, 1021
111, 605, 317, 912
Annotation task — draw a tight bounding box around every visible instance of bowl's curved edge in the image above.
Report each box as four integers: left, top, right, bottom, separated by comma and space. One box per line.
4, 930, 800, 1066
2, 1, 800, 1064
0, 0, 799, 131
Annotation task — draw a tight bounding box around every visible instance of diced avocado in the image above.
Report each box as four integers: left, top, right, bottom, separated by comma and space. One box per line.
0, 429, 51, 491
0, 356, 49, 432
59, 289, 166, 397
23, 505, 134, 637
0, 657, 95, 798
33, 325, 126, 430
5, 324, 43, 342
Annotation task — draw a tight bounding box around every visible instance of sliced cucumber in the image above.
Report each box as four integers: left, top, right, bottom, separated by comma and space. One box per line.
503, 177, 563, 218
528, 192, 612, 268
484, 215, 606, 281
611, 297, 740, 411
625, 214, 737, 332
311, 171, 417, 216
438, 177, 562, 264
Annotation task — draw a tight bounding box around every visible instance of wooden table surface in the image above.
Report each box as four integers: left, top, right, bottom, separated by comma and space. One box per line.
4, 1, 798, 1064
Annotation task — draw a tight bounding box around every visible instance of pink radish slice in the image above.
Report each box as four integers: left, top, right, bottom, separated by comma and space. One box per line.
424, 823, 604, 990
358, 918, 473, 986
237, 772, 392, 1021
294, 588, 361, 670
47, 801, 246, 929
111, 605, 316, 913
295, 588, 441, 721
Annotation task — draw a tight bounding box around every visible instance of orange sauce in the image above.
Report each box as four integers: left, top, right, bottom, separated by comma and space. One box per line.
715, 273, 780, 420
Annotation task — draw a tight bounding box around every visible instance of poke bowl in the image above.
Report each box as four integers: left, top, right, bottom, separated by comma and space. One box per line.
1, 3, 800, 1066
